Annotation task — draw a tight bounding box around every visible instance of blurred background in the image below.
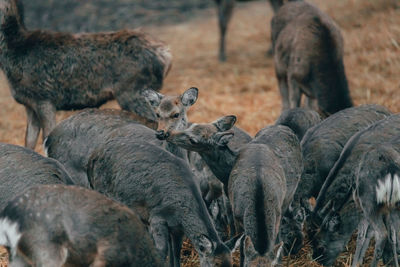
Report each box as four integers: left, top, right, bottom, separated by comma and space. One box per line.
0, 0, 399, 266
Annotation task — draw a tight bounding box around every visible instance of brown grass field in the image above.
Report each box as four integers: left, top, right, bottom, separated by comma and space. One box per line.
0, 0, 399, 266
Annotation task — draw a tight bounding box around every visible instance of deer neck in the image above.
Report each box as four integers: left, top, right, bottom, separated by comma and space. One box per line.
200, 146, 238, 186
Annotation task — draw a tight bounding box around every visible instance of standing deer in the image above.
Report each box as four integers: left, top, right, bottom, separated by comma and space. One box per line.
87, 137, 233, 267
0, 185, 164, 266
273, 1, 352, 115
214, 0, 235, 62
0, 0, 171, 150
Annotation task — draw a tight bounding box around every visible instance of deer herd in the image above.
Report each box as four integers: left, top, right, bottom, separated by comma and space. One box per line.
0, 0, 398, 266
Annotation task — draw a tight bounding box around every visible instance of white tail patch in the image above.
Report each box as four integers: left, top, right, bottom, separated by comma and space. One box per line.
0, 218, 22, 258
376, 174, 400, 206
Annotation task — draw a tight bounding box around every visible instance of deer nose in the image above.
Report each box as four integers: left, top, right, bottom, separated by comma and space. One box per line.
156, 130, 169, 140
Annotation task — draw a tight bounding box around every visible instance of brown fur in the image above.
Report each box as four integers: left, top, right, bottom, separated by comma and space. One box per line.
0, 0, 171, 150
272, 1, 352, 115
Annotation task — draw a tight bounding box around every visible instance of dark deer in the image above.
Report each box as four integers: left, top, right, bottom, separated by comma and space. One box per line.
273, 1, 352, 115
0, 185, 164, 266
87, 137, 233, 267
0, 0, 171, 150
310, 114, 400, 266
0, 142, 74, 210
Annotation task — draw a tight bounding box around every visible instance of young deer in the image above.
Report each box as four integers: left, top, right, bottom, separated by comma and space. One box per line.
144, 87, 252, 239
310, 114, 400, 266
0, 185, 164, 266
273, 1, 352, 115
0, 142, 74, 210
163, 116, 303, 259
0, 0, 171, 150
87, 137, 233, 267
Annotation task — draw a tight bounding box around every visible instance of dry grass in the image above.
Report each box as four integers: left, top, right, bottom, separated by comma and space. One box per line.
0, 0, 399, 266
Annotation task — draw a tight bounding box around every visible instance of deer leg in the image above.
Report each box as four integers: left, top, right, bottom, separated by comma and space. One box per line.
371, 222, 388, 267
9, 255, 30, 267
149, 216, 170, 263
32, 244, 68, 267
24, 106, 41, 150
304, 96, 318, 110
35, 102, 56, 142
352, 219, 372, 267
288, 76, 302, 109
170, 233, 183, 267
278, 75, 289, 111
217, 0, 234, 62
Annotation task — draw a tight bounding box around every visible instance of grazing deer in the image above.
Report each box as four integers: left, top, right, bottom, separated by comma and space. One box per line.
0, 143, 74, 210
274, 107, 321, 141
351, 138, 400, 267
87, 137, 233, 267
163, 116, 303, 258
0, 0, 171, 150
284, 105, 390, 255
0, 185, 164, 266
310, 114, 400, 266
273, 1, 352, 115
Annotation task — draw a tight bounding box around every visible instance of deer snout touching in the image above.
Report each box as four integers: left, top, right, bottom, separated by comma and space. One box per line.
155, 130, 169, 140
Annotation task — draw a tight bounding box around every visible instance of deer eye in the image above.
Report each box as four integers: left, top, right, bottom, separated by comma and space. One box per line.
189, 138, 198, 144
172, 113, 179, 118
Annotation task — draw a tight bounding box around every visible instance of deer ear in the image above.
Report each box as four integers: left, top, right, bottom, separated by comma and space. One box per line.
181, 87, 198, 107
198, 235, 213, 256
214, 132, 234, 147
213, 115, 236, 131
143, 90, 163, 107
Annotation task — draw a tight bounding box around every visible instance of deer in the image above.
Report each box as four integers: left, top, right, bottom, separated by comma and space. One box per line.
0, 184, 164, 266
310, 113, 400, 266
283, 105, 391, 255
351, 138, 400, 267
162, 116, 303, 261
44, 108, 162, 188
86, 137, 234, 267
0, 142, 74, 211
274, 107, 321, 141
272, 1, 352, 115
0, 0, 172, 150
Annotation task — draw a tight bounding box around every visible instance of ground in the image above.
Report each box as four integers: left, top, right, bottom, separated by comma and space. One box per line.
0, 0, 399, 266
